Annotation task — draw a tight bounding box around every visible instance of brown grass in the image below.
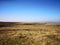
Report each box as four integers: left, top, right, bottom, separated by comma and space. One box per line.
0, 22, 60, 45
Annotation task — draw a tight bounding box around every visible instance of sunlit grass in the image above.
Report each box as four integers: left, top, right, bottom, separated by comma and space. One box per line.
0, 22, 60, 45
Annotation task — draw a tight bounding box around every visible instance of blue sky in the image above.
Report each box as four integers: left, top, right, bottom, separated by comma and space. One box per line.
0, 0, 60, 22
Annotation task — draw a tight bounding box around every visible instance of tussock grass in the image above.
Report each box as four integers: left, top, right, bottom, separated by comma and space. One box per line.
0, 22, 60, 45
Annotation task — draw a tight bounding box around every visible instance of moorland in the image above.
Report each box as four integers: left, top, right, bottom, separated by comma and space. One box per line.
0, 22, 60, 45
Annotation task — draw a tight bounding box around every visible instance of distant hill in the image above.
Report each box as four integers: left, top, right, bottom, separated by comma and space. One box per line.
0, 22, 60, 27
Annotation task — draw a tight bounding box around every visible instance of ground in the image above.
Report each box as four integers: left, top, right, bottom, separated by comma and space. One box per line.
0, 22, 60, 45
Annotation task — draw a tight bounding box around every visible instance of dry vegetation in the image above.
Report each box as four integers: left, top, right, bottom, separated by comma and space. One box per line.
0, 22, 60, 45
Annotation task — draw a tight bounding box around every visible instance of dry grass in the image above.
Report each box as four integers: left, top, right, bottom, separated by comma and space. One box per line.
0, 22, 60, 45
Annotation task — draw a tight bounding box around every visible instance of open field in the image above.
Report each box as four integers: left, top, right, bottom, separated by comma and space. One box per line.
0, 22, 60, 45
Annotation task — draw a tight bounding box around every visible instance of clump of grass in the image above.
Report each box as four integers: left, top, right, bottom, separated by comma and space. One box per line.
46, 35, 60, 42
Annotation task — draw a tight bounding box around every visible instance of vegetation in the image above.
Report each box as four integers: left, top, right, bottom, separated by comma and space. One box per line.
0, 22, 60, 45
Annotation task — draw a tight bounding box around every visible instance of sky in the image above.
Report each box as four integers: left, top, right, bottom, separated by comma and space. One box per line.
0, 0, 60, 22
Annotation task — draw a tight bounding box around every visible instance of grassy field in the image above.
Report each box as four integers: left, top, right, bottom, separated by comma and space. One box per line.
0, 22, 60, 45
